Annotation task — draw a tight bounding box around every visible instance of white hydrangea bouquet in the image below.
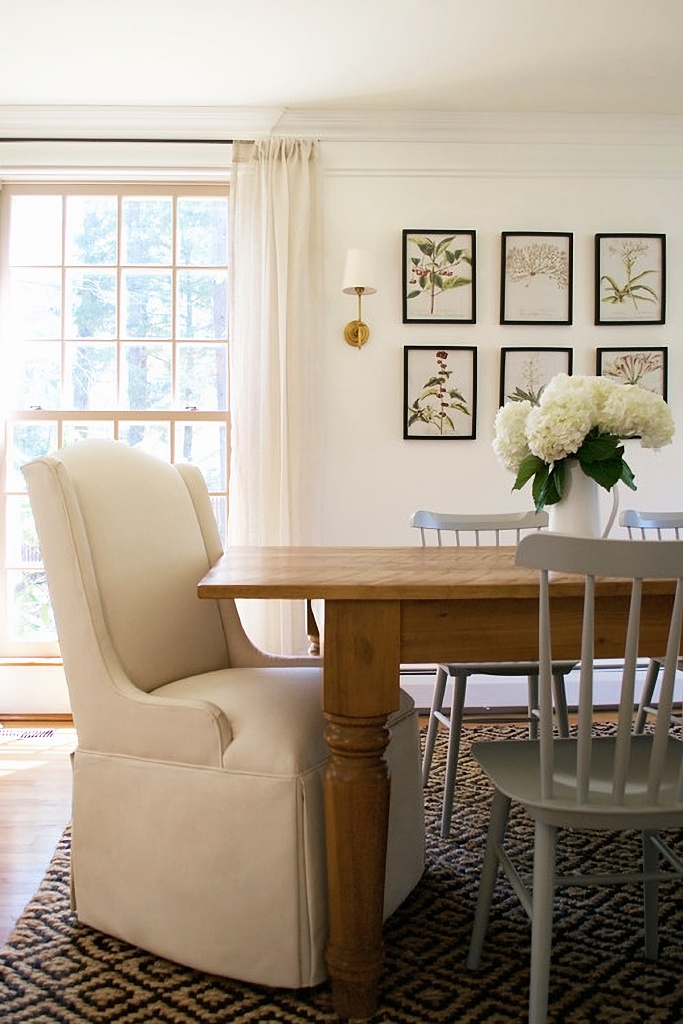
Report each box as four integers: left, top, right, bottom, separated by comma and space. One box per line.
493, 373, 675, 512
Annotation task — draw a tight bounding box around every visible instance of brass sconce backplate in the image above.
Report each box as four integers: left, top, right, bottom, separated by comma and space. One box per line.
343, 319, 370, 348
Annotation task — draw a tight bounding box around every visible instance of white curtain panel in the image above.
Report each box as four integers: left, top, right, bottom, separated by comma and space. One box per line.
228, 139, 323, 655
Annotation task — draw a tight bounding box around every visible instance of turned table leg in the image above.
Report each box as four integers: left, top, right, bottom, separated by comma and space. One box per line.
322, 599, 401, 1021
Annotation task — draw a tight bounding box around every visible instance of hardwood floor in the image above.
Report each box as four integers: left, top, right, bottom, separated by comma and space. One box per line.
0, 723, 76, 944
0, 711, 618, 948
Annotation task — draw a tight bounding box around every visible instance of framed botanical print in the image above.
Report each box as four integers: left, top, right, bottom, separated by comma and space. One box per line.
499, 347, 573, 407
500, 232, 573, 325
403, 346, 477, 439
595, 234, 666, 325
596, 346, 668, 400
402, 230, 476, 324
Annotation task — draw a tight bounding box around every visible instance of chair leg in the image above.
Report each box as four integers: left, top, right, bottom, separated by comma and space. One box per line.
530, 672, 571, 739
527, 673, 539, 739
422, 666, 448, 786
528, 820, 557, 1024
642, 830, 660, 960
634, 659, 661, 734
440, 672, 467, 838
466, 789, 511, 970
552, 671, 570, 738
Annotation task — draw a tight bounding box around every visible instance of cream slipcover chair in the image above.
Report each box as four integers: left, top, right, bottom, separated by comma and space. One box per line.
467, 533, 683, 1024
23, 440, 425, 989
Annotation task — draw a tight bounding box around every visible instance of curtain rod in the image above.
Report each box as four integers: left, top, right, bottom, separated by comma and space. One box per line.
0, 137, 234, 144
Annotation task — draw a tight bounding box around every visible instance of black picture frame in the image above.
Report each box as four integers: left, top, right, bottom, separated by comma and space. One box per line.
500, 231, 573, 325
595, 233, 666, 325
403, 346, 477, 439
499, 347, 573, 407
402, 229, 476, 324
596, 346, 668, 400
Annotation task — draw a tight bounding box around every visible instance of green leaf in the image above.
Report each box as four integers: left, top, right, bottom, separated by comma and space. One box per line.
531, 462, 563, 510
580, 456, 624, 490
442, 276, 472, 290
434, 236, 457, 255
513, 453, 545, 491
576, 432, 631, 490
628, 285, 657, 302
532, 468, 552, 510
578, 431, 621, 462
620, 460, 637, 490
410, 237, 435, 256
628, 269, 656, 284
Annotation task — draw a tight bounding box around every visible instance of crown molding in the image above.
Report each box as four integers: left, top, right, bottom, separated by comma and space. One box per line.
274, 109, 683, 144
2, 105, 683, 146
0, 105, 283, 139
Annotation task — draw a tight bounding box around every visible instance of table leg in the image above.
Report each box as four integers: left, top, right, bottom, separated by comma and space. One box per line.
322, 599, 401, 1021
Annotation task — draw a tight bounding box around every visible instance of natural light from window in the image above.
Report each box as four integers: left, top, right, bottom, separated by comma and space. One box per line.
0, 183, 230, 656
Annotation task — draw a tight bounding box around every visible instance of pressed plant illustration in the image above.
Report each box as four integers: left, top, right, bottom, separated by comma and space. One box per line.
601, 350, 664, 391
600, 239, 658, 310
406, 234, 472, 316
408, 349, 470, 435
505, 242, 568, 290
507, 356, 547, 404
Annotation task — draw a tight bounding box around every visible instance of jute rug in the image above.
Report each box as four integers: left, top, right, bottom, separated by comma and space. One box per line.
2, 724, 683, 1023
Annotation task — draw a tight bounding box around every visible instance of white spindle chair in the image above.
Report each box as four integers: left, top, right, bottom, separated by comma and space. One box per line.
620, 509, 683, 732
411, 509, 574, 838
467, 533, 683, 1024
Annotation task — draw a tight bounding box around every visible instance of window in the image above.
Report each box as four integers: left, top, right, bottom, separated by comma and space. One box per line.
0, 183, 230, 656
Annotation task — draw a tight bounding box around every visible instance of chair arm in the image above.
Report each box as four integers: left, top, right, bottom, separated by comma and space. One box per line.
67, 654, 232, 768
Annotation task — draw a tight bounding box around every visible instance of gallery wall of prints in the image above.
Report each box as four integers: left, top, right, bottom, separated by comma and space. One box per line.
319, 138, 683, 547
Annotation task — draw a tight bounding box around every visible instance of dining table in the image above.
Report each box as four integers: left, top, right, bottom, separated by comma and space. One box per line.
197, 544, 678, 1021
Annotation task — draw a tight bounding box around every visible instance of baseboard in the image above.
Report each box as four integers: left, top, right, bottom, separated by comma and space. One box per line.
400, 661, 648, 714
0, 660, 71, 716
0, 659, 656, 719
0, 713, 74, 724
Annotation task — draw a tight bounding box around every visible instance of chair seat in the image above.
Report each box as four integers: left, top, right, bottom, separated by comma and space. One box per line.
472, 735, 683, 828
154, 666, 328, 773
156, 667, 417, 773
441, 661, 575, 676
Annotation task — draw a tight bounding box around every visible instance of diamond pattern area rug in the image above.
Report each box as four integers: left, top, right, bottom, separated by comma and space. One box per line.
1, 725, 683, 1023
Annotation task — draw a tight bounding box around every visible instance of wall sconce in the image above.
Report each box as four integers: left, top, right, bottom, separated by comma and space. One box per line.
341, 248, 377, 348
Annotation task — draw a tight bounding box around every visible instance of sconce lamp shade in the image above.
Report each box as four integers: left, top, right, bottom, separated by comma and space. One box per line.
341, 248, 377, 295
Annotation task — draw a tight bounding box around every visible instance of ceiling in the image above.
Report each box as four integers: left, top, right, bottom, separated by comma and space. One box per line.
2, 0, 683, 133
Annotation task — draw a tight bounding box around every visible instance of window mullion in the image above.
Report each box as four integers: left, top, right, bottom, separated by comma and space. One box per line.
1, 182, 230, 657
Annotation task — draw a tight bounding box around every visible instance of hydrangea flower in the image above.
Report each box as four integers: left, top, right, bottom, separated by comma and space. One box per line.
492, 399, 533, 472
492, 373, 675, 511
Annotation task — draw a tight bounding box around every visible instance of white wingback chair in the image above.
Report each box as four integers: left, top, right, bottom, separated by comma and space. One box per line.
23, 440, 424, 989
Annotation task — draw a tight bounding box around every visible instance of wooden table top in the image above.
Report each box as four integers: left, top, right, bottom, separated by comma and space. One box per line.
197, 545, 669, 602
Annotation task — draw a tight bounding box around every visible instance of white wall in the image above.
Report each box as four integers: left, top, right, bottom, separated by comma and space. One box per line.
6, 123, 683, 715
318, 135, 683, 546
0, 662, 71, 718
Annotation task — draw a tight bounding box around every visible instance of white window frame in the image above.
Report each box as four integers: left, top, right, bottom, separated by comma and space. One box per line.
0, 180, 230, 659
